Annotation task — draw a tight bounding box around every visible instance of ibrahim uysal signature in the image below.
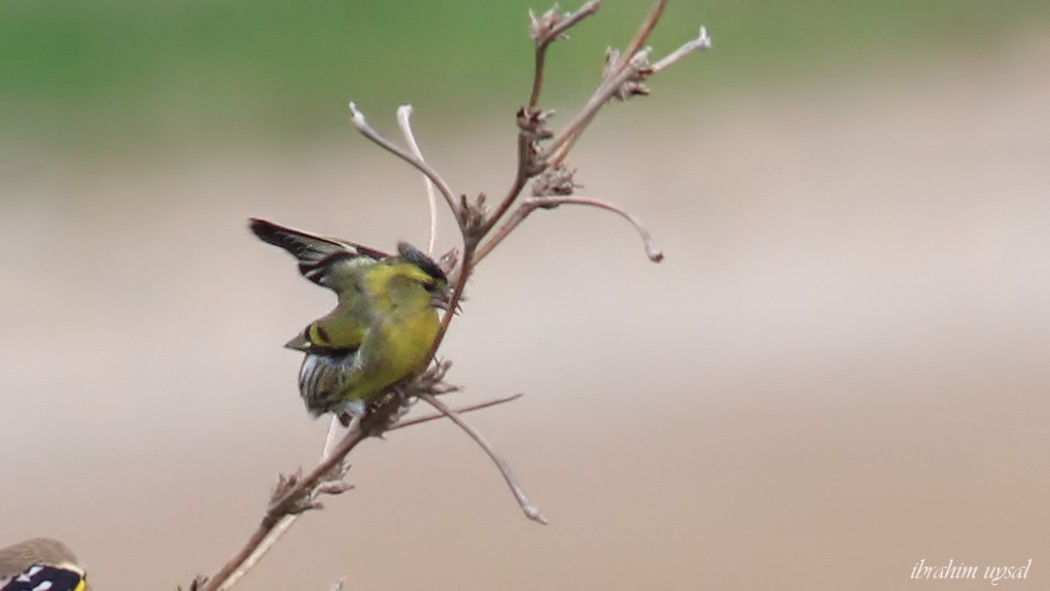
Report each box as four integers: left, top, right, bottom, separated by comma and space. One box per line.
910, 559, 1032, 585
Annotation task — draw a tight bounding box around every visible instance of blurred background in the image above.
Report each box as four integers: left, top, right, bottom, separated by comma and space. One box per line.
2, 0, 1049, 589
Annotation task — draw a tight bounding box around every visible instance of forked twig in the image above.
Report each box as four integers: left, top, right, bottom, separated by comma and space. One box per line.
528, 0, 603, 108
348, 102, 460, 221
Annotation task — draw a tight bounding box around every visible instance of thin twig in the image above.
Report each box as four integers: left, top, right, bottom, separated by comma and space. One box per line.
652, 26, 712, 73
528, 1, 603, 108
474, 205, 531, 265
214, 515, 296, 591
433, 242, 475, 351
419, 393, 548, 524
476, 193, 663, 264
482, 130, 534, 238
485, 1, 603, 241
201, 422, 370, 591
348, 102, 461, 223
544, 48, 652, 167
396, 104, 441, 253
390, 393, 523, 431
531, 196, 664, 261
609, 0, 666, 79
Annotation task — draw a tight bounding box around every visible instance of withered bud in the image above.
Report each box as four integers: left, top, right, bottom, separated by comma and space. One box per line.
531, 164, 580, 197
604, 48, 654, 101
529, 6, 567, 44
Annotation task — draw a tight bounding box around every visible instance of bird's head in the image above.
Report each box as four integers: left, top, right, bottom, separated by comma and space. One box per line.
395, 242, 453, 310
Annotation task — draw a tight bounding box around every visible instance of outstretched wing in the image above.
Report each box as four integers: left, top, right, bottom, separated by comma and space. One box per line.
249, 218, 389, 291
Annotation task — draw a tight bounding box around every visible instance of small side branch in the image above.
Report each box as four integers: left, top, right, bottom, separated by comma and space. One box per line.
544, 48, 653, 167
652, 26, 712, 73
611, 0, 667, 78
534, 196, 664, 262
528, 0, 603, 108
348, 102, 460, 222
476, 194, 663, 264
420, 393, 548, 524
200, 421, 370, 591
396, 104, 441, 253
390, 393, 524, 431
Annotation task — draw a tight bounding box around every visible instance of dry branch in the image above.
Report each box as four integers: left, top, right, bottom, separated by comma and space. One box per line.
189, 1, 708, 589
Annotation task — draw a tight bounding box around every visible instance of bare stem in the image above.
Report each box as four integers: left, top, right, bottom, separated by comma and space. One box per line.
534, 196, 664, 261
482, 138, 530, 239
390, 393, 524, 431
611, 0, 666, 78
433, 241, 475, 352
652, 26, 712, 73
396, 104, 441, 253
419, 393, 548, 524
200, 421, 370, 591
320, 416, 342, 461
485, 2, 604, 243
474, 204, 532, 265
213, 515, 296, 591
528, 0, 603, 108
348, 102, 460, 223
544, 48, 652, 168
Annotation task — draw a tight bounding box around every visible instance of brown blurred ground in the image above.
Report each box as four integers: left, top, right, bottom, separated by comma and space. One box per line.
2, 32, 1049, 591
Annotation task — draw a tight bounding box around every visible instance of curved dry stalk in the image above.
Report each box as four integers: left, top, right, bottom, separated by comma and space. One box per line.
419, 393, 548, 524
476, 193, 663, 264
396, 104, 441, 254
348, 102, 460, 222
532, 196, 664, 261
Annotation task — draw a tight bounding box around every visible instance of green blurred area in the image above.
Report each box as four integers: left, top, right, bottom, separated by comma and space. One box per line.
2, 0, 1048, 155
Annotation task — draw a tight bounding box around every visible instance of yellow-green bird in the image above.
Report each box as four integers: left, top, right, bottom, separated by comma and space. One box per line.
0, 538, 89, 591
249, 218, 450, 419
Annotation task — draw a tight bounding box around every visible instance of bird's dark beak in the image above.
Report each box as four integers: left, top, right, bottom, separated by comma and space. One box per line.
431, 287, 461, 314
431, 295, 448, 310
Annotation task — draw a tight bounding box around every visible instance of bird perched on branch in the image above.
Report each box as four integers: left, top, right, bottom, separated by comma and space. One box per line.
249, 218, 450, 420
0, 538, 89, 591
